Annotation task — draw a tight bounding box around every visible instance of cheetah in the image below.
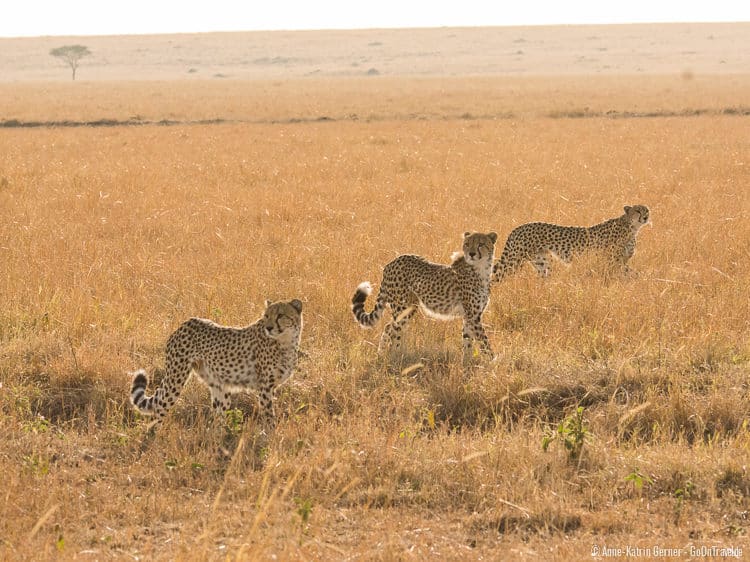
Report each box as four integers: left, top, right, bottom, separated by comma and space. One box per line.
352, 231, 498, 363
492, 205, 650, 281
129, 298, 303, 430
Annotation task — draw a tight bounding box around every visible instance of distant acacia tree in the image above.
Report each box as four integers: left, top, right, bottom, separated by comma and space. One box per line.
50, 45, 91, 80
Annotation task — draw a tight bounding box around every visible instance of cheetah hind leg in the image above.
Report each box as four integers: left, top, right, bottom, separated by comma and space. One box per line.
379, 304, 416, 355
493, 252, 525, 282
131, 353, 192, 433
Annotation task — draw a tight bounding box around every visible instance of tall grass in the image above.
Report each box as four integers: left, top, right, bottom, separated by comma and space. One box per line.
1, 79, 749, 559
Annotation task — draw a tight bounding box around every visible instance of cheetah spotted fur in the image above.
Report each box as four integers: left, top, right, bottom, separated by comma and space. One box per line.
352, 231, 497, 363
492, 205, 650, 281
130, 299, 303, 430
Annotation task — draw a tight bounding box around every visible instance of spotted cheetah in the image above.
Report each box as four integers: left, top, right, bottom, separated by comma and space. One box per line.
129, 299, 303, 430
352, 231, 498, 363
492, 205, 650, 281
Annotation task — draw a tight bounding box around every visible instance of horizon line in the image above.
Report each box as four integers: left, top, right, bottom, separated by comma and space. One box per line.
2, 19, 749, 40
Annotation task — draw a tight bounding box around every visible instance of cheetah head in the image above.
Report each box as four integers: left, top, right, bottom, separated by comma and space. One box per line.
462, 231, 498, 264
262, 299, 303, 340
624, 205, 650, 229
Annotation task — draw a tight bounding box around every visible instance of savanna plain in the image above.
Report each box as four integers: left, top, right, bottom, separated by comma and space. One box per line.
2, 27, 750, 561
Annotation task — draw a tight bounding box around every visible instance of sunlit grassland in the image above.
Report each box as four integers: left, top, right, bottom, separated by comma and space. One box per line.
1, 78, 750, 560
2, 74, 750, 123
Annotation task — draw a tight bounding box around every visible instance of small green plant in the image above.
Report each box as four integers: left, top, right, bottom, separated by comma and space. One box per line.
256, 445, 270, 462
542, 406, 590, 461
225, 408, 244, 435
295, 497, 313, 524
625, 468, 653, 492
398, 426, 416, 440
673, 480, 696, 525
112, 433, 129, 447
422, 407, 436, 431
294, 497, 313, 544
674, 480, 696, 500
23, 454, 50, 476
23, 415, 50, 434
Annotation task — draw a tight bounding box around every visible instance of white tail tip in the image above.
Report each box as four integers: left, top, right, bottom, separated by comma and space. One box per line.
356, 281, 372, 295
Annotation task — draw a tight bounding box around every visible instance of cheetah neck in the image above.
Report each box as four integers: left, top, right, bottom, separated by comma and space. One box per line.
589, 215, 639, 237
452, 255, 493, 285
275, 327, 302, 351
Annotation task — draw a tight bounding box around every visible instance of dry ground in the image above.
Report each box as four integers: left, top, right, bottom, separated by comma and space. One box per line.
2, 24, 750, 562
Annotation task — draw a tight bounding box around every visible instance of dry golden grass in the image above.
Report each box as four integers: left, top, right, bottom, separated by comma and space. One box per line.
3, 74, 750, 124
2, 76, 750, 560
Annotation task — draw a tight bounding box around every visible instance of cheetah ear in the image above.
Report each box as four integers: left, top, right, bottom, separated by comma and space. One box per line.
488, 232, 498, 244
290, 299, 303, 314
463, 231, 472, 238
265, 299, 273, 308
624, 205, 632, 214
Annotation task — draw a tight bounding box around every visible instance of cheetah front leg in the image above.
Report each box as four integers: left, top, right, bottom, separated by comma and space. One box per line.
606, 243, 635, 277
208, 385, 232, 417
257, 385, 276, 430
462, 313, 494, 364
258, 368, 293, 431
620, 239, 637, 275
623, 238, 636, 261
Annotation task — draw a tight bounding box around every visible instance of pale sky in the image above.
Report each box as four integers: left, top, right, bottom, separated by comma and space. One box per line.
2, 0, 748, 38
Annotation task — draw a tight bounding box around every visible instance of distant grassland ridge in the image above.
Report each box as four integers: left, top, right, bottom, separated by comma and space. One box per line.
2, 105, 750, 129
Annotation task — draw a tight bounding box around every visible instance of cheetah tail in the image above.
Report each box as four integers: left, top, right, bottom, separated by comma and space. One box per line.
491, 250, 509, 282
351, 282, 385, 328
492, 237, 516, 282
129, 369, 155, 415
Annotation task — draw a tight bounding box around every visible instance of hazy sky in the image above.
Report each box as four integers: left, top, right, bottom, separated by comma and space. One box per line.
2, 0, 749, 37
